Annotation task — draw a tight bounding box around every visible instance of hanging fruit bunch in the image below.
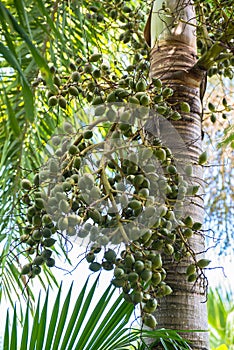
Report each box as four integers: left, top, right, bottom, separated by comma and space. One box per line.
19, 102, 209, 328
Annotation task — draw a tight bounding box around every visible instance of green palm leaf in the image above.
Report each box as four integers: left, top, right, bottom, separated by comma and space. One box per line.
3, 275, 136, 350
208, 285, 234, 349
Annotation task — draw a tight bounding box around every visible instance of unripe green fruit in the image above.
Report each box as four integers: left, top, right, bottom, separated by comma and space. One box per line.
88, 209, 102, 223
68, 214, 81, 226
162, 87, 173, 97
92, 96, 103, 105
197, 259, 211, 268
69, 62, 76, 71
21, 179, 32, 190
151, 272, 162, 286
128, 272, 139, 283
33, 174, 39, 186
210, 113, 216, 123
86, 253, 95, 263
184, 215, 194, 228
95, 105, 106, 116
21, 264, 32, 275
188, 273, 197, 282
43, 238, 56, 247
27, 206, 36, 217
49, 159, 59, 173
136, 79, 146, 92
156, 105, 168, 115
83, 130, 93, 139
191, 185, 200, 195
73, 157, 81, 170
42, 227, 52, 238
140, 231, 152, 244
180, 101, 190, 113
132, 291, 143, 304
84, 63, 93, 74
144, 314, 157, 329
62, 182, 72, 192
138, 188, 149, 198
167, 164, 177, 174
93, 69, 101, 79
102, 261, 114, 271
111, 278, 125, 288
41, 249, 52, 259
192, 222, 202, 230
48, 96, 58, 106
141, 269, 152, 282
89, 53, 102, 62
71, 71, 81, 82
46, 258, 55, 267
58, 217, 69, 231
32, 265, 41, 275
124, 254, 135, 268
183, 228, 193, 238
159, 284, 173, 296
35, 198, 44, 209
33, 255, 45, 266
152, 78, 162, 88
208, 102, 215, 112
129, 96, 139, 104
144, 298, 158, 313
114, 267, 125, 278
68, 86, 79, 96
107, 92, 117, 102
185, 164, 193, 176
128, 200, 142, 210
170, 111, 181, 120
151, 254, 162, 269
186, 264, 196, 276
134, 260, 145, 273
32, 215, 42, 226
89, 262, 102, 272
104, 249, 117, 263
59, 199, 70, 214
198, 151, 207, 165
58, 96, 67, 109
164, 244, 174, 255
154, 148, 166, 162
158, 205, 167, 217
32, 230, 43, 241
140, 94, 150, 106
53, 75, 61, 87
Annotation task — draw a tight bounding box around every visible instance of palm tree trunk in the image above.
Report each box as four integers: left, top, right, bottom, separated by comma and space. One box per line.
145, 1, 209, 348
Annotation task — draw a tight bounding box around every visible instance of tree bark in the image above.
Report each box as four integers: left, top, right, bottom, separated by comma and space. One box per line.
145, 1, 209, 349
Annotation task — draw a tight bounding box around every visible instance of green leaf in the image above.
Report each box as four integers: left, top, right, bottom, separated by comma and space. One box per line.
29, 293, 41, 350
0, 3, 53, 87
0, 42, 34, 122
3, 277, 136, 350
20, 304, 29, 350
3, 89, 21, 137
36, 290, 49, 350
44, 284, 62, 349
3, 310, 10, 350
10, 306, 17, 350
51, 283, 73, 350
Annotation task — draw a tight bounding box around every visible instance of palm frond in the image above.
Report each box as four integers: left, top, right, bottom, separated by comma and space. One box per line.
208, 285, 234, 348
3, 275, 136, 350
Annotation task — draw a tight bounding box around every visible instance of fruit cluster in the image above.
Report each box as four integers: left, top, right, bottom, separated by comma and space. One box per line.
19, 104, 209, 327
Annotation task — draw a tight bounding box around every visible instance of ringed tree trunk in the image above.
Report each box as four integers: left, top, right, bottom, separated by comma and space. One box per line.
144, 1, 209, 349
